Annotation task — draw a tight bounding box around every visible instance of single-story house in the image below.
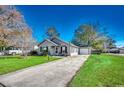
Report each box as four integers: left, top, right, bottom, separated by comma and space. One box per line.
37, 38, 79, 56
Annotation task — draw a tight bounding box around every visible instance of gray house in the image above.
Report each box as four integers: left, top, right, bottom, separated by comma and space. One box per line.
119, 48, 124, 54
37, 38, 79, 56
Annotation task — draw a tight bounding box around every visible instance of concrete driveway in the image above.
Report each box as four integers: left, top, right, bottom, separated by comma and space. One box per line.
0, 55, 89, 87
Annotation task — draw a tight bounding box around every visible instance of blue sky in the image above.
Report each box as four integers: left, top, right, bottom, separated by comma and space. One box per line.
16, 5, 124, 47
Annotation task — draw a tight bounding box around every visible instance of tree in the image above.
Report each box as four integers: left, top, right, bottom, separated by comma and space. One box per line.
100, 27, 116, 50
0, 5, 37, 56
0, 5, 24, 47
72, 22, 114, 51
0, 28, 10, 47
106, 36, 116, 48
72, 23, 97, 47
46, 26, 60, 40
19, 27, 37, 56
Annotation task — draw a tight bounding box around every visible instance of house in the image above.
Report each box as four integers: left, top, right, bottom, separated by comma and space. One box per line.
119, 47, 124, 54
37, 38, 79, 56
108, 48, 120, 53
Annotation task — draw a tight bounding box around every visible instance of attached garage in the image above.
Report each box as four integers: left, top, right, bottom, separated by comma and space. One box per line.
79, 47, 91, 55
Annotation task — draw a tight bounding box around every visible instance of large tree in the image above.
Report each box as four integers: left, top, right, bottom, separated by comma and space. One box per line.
72, 23, 97, 47
46, 26, 60, 40
72, 22, 115, 51
0, 5, 24, 47
19, 27, 37, 56
0, 5, 36, 55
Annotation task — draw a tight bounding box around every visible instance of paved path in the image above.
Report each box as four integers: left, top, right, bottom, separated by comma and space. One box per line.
0, 55, 89, 87
115, 54, 124, 56
108, 53, 124, 56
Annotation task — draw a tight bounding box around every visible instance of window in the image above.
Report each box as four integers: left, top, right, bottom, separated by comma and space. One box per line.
60, 47, 62, 53
65, 47, 67, 53
46, 46, 48, 52
56, 47, 58, 53
40, 47, 42, 52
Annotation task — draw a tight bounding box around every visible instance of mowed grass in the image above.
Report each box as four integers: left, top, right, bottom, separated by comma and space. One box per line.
69, 54, 124, 87
0, 56, 59, 75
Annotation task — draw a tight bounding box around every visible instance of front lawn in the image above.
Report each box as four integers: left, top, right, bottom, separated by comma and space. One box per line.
0, 56, 59, 75
69, 54, 124, 87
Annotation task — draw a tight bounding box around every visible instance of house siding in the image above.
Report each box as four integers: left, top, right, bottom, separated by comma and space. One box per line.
38, 40, 57, 55
120, 49, 124, 54
38, 39, 79, 56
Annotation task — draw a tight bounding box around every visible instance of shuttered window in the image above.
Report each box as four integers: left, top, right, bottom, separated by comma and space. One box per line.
40, 47, 42, 52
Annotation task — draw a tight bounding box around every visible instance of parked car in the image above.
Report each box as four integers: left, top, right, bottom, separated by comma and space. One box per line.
5, 47, 22, 55
109, 48, 120, 53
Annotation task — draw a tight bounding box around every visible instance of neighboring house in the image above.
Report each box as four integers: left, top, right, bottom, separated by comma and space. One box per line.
119, 48, 124, 54
37, 38, 79, 56
108, 47, 120, 53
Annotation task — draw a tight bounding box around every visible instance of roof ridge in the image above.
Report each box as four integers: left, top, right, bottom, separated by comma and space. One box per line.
39, 38, 78, 47
51, 38, 78, 47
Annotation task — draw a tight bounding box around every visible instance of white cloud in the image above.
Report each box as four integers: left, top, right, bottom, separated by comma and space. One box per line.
116, 41, 124, 48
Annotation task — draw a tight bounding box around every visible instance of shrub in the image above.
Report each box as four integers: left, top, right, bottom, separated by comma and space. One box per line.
91, 49, 102, 55
29, 50, 38, 56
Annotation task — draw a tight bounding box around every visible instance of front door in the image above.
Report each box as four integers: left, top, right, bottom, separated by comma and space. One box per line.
60, 46, 67, 56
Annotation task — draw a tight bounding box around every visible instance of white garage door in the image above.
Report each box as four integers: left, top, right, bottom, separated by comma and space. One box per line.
79, 48, 91, 55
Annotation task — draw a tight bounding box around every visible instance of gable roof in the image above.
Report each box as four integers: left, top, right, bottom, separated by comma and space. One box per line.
51, 38, 68, 45
38, 38, 79, 48
38, 39, 58, 46
51, 38, 79, 48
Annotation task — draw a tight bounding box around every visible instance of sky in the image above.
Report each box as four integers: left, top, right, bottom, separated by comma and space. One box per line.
16, 5, 124, 47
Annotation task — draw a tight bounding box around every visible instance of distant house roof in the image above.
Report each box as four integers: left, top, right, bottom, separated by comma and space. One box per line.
120, 47, 124, 50
38, 38, 79, 48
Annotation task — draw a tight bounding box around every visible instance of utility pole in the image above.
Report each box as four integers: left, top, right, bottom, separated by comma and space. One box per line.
69, 41, 71, 56
68, 41, 71, 62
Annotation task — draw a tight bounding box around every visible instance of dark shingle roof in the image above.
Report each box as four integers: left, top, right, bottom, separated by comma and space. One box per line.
39, 38, 78, 48
51, 38, 78, 48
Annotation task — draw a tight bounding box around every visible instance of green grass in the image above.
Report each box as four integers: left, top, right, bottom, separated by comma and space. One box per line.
69, 54, 124, 87
0, 56, 59, 75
